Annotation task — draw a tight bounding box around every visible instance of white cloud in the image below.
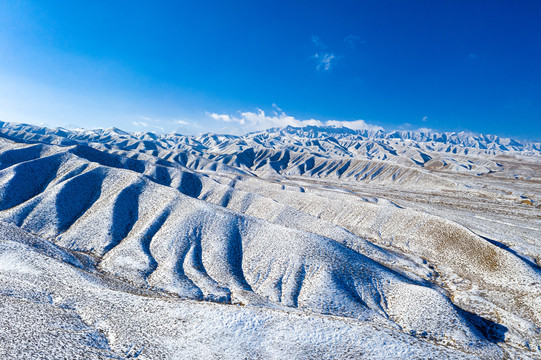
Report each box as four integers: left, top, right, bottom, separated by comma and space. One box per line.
314, 53, 336, 71
175, 119, 190, 125
415, 127, 433, 133
207, 108, 383, 134
132, 121, 148, 127
422, 116, 428, 122
326, 119, 382, 131
208, 112, 235, 123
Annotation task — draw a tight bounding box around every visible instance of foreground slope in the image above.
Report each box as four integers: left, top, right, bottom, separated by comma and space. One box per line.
1, 222, 488, 359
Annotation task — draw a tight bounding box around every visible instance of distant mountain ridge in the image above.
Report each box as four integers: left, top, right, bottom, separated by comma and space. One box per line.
1, 121, 539, 154
0, 121, 539, 187
258, 125, 541, 153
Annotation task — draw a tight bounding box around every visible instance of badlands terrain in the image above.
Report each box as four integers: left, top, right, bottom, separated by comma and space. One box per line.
0, 120, 540, 359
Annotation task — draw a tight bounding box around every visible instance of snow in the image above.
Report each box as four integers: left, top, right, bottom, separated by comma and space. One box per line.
0, 121, 540, 358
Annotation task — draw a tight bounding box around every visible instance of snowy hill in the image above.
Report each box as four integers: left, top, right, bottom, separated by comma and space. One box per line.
0, 121, 540, 359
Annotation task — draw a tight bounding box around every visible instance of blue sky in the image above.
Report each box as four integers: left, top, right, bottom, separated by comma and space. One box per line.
1, 0, 540, 139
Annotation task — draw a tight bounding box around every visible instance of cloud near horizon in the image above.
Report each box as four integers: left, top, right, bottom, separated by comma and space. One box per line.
132, 121, 148, 127
207, 109, 384, 134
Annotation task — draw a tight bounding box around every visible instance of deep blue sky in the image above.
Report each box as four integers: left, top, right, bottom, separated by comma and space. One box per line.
1, 0, 540, 138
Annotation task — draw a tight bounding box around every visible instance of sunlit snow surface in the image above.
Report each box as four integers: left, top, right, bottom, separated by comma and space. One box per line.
0, 121, 540, 359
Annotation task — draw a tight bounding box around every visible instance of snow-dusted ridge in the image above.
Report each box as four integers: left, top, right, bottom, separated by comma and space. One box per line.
0, 120, 540, 359
2, 121, 540, 153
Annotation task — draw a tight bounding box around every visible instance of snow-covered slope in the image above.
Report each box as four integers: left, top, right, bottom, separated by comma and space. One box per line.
1, 121, 540, 359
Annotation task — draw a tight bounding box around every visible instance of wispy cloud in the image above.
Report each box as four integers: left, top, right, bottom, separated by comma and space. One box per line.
140, 116, 161, 123
422, 116, 428, 122
343, 35, 362, 48
314, 53, 336, 71
396, 122, 433, 134
272, 103, 283, 113
311, 35, 327, 49
207, 108, 383, 134
132, 121, 148, 127
311, 35, 338, 71
133, 116, 186, 132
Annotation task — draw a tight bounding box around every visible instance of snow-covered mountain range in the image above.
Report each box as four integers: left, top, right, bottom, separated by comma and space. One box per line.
0, 120, 540, 359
